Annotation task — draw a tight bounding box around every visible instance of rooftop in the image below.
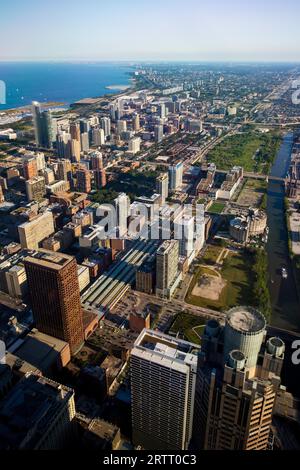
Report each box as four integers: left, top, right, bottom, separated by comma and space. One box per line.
133, 329, 199, 370
0, 374, 73, 450
24, 249, 74, 270
226, 306, 266, 334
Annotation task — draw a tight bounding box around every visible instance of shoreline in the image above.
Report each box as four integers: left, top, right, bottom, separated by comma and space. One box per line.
0, 77, 136, 114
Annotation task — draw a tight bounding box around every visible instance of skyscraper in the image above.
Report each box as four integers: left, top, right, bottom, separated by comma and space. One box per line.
156, 173, 169, 204
114, 193, 130, 237
76, 168, 91, 193
131, 329, 199, 450
57, 159, 72, 182
71, 138, 81, 163
80, 132, 90, 153
24, 249, 84, 354
156, 239, 180, 298
0, 373, 76, 450
169, 162, 183, 191
132, 113, 140, 132
94, 169, 107, 189
174, 213, 195, 259
117, 119, 127, 136
128, 137, 141, 154
70, 122, 81, 141
57, 131, 72, 159
23, 158, 38, 180
32, 101, 54, 149
92, 128, 105, 146
194, 307, 285, 450
100, 116, 111, 138
90, 151, 103, 170
154, 124, 163, 143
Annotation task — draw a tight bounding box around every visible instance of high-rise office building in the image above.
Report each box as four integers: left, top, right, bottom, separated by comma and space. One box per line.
92, 128, 105, 146
71, 138, 81, 163
57, 132, 72, 159
131, 329, 199, 450
80, 132, 90, 153
25, 176, 46, 202
117, 119, 127, 135
156, 173, 169, 204
194, 306, 285, 450
24, 249, 84, 354
132, 113, 140, 132
90, 151, 103, 170
18, 211, 55, 250
23, 158, 38, 180
156, 239, 180, 298
32, 101, 54, 149
43, 167, 55, 185
159, 103, 166, 119
128, 137, 141, 154
79, 118, 90, 134
169, 162, 183, 191
94, 169, 107, 189
174, 213, 195, 259
70, 122, 81, 141
100, 117, 111, 138
76, 168, 91, 193
154, 124, 163, 143
114, 193, 130, 237
0, 373, 76, 450
57, 159, 72, 182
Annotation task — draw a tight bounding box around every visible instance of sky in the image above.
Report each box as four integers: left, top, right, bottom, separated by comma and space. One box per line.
1, 0, 300, 62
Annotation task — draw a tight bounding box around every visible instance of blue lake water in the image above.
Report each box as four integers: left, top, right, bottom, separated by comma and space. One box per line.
0, 62, 133, 110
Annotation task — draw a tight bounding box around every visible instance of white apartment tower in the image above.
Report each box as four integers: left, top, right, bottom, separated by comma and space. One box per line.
131, 329, 199, 450
169, 162, 183, 191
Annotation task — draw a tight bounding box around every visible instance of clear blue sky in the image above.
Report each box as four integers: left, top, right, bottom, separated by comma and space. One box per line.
1, 0, 300, 61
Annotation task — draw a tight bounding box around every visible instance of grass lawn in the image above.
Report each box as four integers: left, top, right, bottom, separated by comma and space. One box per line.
206, 131, 281, 174
208, 201, 226, 214
186, 250, 254, 311
202, 244, 223, 265
169, 312, 205, 345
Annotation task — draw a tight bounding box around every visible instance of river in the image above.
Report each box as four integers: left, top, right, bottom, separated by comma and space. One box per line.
266, 132, 300, 332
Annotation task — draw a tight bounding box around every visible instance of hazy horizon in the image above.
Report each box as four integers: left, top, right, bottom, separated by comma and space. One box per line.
1, 0, 300, 62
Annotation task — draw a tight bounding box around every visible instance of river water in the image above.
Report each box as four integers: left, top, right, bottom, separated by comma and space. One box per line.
266, 133, 300, 332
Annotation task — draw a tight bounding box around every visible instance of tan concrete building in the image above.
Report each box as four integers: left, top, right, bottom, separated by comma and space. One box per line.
18, 211, 55, 250
25, 176, 46, 202
156, 239, 181, 299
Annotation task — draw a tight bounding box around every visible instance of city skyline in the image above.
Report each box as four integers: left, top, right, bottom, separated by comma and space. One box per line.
1, 0, 300, 62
